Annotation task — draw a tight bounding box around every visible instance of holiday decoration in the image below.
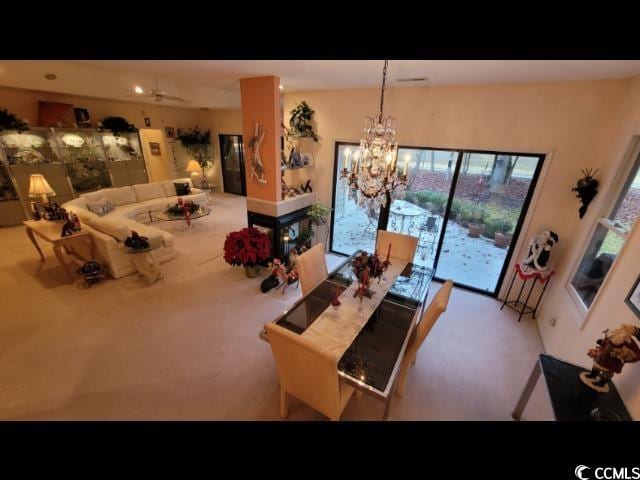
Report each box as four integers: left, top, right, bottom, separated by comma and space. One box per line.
521, 230, 559, 273
223, 227, 271, 276
167, 200, 199, 216
580, 324, 640, 392
125, 231, 150, 251
351, 251, 390, 304
572, 168, 599, 219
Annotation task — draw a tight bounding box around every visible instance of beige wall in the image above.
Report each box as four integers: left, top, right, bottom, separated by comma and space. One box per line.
0, 85, 242, 186
285, 78, 640, 417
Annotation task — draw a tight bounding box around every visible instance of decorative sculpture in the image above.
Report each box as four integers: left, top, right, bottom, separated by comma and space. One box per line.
572, 168, 599, 219
521, 230, 559, 273
580, 324, 640, 392
248, 122, 267, 185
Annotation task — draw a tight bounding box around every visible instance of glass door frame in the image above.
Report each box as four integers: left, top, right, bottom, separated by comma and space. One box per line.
330, 141, 546, 297
219, 134, 246, 196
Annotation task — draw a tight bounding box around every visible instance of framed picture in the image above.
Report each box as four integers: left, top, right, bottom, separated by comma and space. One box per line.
144, 117, 151, 127
165, 126, 176, 139
149, 142, 161, 156
625, 274, 640, 318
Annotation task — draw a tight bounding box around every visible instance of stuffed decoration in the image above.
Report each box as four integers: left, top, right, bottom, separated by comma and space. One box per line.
572, 168, 599, 219
521, 230, 559, 273
580, 324, 640, 392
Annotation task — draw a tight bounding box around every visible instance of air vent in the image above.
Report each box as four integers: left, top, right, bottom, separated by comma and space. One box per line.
396, 77, 428, 83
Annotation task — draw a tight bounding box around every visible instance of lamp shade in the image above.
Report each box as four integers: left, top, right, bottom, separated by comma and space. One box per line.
186, 160, 201, 173
28, 174, 56, 198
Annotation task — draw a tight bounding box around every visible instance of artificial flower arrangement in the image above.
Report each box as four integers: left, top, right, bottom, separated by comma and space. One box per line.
351, 250, 390, 302
224, 227, 272, 274
167, 199, 199, 215
125, 231, 150, 251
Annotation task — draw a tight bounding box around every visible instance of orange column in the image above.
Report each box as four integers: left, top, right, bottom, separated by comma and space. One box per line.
239, 76, 281, 202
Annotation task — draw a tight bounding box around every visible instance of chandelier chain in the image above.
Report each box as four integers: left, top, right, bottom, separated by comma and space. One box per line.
378, 59, 388, 121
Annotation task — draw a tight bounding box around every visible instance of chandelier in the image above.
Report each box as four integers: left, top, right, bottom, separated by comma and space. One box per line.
341, 60, 408, 208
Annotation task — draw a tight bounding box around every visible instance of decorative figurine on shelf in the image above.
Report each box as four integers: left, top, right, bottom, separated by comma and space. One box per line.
580, 324, 640, 393
521, 230, 559, 274
248, 122, 267, 185
572, 168, 599, 219
301, 179, 312, 193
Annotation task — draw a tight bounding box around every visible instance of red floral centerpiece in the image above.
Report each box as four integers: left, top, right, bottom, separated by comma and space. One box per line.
351, 251, 390, 303
224, 227, 272, 277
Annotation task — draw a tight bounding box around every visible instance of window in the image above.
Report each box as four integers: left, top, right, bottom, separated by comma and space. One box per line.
570, 145, 640, 312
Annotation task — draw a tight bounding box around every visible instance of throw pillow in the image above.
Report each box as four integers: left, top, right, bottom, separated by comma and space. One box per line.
86, 197, 114, 217
174, 182, 191, 196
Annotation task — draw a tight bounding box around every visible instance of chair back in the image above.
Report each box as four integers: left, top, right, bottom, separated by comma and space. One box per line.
376, 230, 418, 264
265, 322, 341, 419
296, 243, 328, 296
405, 280, 453, 363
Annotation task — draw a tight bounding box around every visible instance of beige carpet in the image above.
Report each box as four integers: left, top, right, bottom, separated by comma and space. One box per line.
0, 193, 544, 420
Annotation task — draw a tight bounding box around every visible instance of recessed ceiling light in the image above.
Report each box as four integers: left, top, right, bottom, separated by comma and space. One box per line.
134, 85, 144, 94
44, 73, 57, 80
279, 85, 284, 90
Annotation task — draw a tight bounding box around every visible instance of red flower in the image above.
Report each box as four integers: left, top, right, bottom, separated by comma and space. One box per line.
223, 227, 272, 268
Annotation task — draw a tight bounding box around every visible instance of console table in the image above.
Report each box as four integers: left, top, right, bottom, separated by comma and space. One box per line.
24, 220, 95, 284
512, 354, 632, 421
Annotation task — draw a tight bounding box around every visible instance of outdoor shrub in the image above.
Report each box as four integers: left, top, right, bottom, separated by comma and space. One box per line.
404, 191, 417, 204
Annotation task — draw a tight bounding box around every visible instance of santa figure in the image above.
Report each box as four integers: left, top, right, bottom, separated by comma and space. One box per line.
521, 230, 559, 273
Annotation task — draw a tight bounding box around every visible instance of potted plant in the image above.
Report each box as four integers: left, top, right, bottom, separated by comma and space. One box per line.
99, 116, 137, 136
466, 206, 485, 238
307, 201, 330, 245
223, 227, 272, 277
493, 220, 515, 248
177, 127, 213, 187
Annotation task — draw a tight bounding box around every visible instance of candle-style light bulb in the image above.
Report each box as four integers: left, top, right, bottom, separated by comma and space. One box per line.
344, 148, 351, 171
403, 153, 410, 176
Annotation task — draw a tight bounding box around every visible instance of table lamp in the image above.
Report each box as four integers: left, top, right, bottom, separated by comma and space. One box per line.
29, 173, 56, 204
186, 160, 202, 187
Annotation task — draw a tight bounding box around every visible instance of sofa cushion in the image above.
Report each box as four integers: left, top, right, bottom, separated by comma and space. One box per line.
62, 197, 88, 210
91, 217, 130, 242
109, 186, 137, 206
81, 189, 113, 203
86, 197, 115, 217
133, 183, 166, 202
141, 198, 172, 213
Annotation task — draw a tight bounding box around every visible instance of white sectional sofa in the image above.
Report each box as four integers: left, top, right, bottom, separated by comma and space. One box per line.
62, 178, 208, 279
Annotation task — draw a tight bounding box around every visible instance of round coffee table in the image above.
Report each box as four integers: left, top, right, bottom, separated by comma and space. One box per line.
154, 206, 211, 230
125, 245, 163, 284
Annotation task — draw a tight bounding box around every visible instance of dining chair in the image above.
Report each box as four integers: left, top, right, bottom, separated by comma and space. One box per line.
375, 230, 419, 264
265, 322, 355, 421
296, 243, 328, 296
395, 280, 453, 397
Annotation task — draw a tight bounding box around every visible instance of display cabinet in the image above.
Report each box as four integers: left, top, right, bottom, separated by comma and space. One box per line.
0, 127, 149, 226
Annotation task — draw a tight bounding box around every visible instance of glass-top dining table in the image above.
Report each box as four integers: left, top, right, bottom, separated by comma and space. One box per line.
259, 250, 434, 419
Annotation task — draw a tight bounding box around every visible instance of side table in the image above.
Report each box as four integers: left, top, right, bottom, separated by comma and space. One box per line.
24, 220, 96, 284
125, 246, 163, 284
500, 263, 554, 321
512, 354, 632, 421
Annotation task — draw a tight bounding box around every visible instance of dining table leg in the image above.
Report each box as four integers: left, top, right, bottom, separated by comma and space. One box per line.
511, 360, 541, 420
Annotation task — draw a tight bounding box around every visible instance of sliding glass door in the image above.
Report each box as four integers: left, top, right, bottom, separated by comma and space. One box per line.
330, 141, 545, 296
434, 152, 544, 293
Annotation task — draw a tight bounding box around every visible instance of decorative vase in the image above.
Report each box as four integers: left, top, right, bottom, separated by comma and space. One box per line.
245, 265, 260, 278
494, 232, 513, 249
468, 223, 485, 238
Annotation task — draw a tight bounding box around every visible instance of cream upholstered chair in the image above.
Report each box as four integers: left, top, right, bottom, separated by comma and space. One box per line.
265, 322, 355, 421
296, 243, 329, 296
375, 230, 419, 263
395, 280, 453, 397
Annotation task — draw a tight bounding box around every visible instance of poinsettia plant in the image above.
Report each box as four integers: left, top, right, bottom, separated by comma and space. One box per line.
223, 227, 272, 268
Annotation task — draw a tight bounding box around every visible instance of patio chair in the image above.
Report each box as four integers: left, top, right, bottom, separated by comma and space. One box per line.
417, 215, 440, 258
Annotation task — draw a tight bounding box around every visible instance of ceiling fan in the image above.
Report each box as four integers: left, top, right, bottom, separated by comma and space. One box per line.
126, 76, 190, 104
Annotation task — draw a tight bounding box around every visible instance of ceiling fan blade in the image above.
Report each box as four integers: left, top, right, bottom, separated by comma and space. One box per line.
164, 95, 190, 104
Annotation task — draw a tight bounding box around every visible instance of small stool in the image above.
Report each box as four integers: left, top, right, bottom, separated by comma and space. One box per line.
501, 263, 554, 322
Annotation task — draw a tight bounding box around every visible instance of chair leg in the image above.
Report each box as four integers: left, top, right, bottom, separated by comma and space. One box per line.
355, 390, 363, 400
280, 386, 289, 418
411, 353, 417, 366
